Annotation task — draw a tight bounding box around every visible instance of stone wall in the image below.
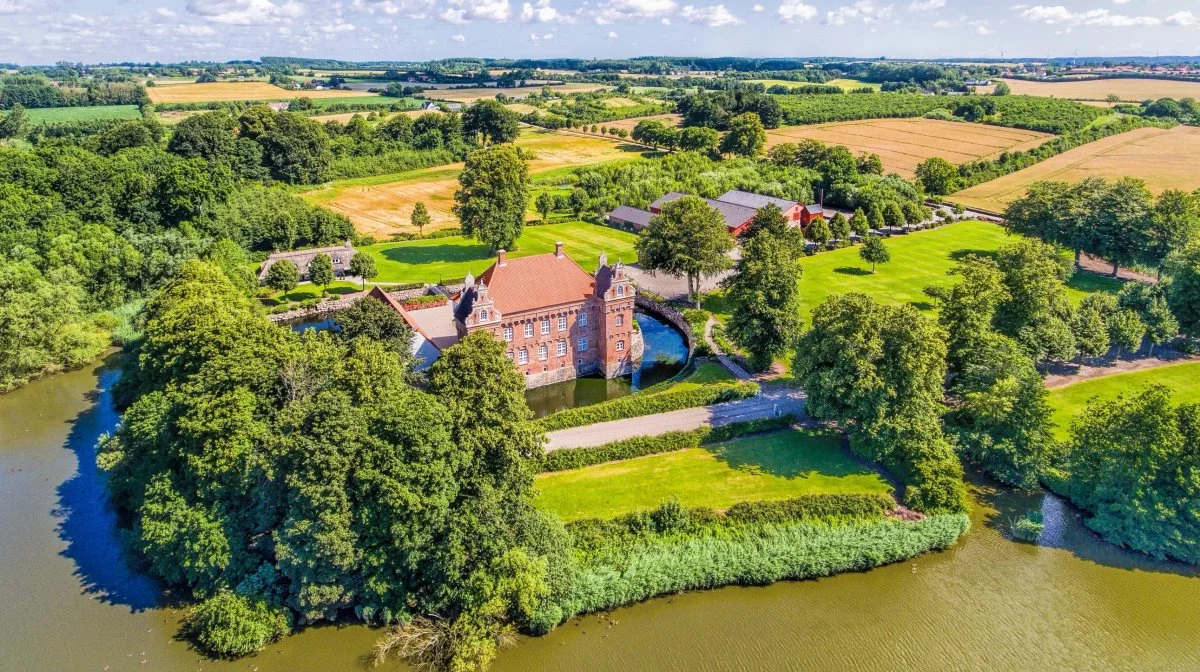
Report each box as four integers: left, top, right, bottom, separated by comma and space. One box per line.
267, 286, 433, 324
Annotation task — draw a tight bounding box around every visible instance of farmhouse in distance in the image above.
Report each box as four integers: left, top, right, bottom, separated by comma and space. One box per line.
607, 189, 825, 236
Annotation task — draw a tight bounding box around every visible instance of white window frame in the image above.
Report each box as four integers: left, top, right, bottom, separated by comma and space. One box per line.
556, 340, 567, 356
616, 285, 625, 297
524, 323, 534, 338
577, 338, 588, 352
479, 309, 488, 321
578, 312, 588, 327
503, 326, 513, 342
616, 340, 625, 352
541, 319, 550, 335
615, 314, 624, 327
538, 344, 548, 361
518, 349, 529, 365
558, 316, 567, 332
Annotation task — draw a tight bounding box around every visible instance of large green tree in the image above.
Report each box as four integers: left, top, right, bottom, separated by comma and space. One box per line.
1166, 242, 1200, 337
914, 157, 959, 195
723, 232, 803, 370
993, 239, 1075, 362
462, 99, 521, 145
453, 144, 530, 251
858, 234, 890, 273
307, 253, 334, 295
261, 112, 333, 184
635, 196, 734, 308
167, 111, 237, 164
718, 112, 767, 157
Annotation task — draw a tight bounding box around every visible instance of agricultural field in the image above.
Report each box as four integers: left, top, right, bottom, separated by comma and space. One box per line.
535, 429, 893, 521
504, 103, 540, 115
1047, 362, 1200, 439
425, 82, 607, 103
308, 95, 413, 109
828, 78, 882, 91
704, 221, 1121, 322
304, 127, 647, 237
25, 105, 142, 122
765, 118, 1055, 177
950, 125, 1200, 213
146, 82, 369, 103
995, 77, 1200, 102
602, 113, 683, 134
360, 221, 639, 284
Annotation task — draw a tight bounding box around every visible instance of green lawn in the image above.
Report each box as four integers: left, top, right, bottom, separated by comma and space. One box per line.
536, 429, 893, 521
259, 280, 361, 306
310, 95, 419, 109
705, 222, 1121, 322
827, 78, 882, 91
363, 221, 639, 284
1047, 361, 1200, 439
26, 105, 142, 122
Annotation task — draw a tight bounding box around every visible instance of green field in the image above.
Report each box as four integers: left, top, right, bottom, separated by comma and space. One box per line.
25, 105, 142, 122
362, 221, 639, 284
747, 78, 879, 92
1047, 361, 1200, 439
827, 78, 882, 91
535, 429, 893, 521
310, 95, 419, 109
706, 222, 1121, 322
259, 280, 362, 306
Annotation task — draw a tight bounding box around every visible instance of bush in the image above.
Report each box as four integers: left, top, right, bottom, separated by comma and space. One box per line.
537, 416, 796, 473
724, 493, 895, 525
1010, 510, 1044, 542
185, 591, 291, 658
533, 381, 758, 432
682, 309, 712, 356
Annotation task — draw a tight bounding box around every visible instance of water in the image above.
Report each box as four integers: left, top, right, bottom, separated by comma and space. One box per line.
525, 311, 689, 418
2, 360, 1200, 672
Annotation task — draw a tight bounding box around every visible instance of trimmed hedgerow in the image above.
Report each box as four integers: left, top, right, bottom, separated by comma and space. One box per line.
533, 381, 759, 432
537, 415, 796, 473
724, 493, 895, 525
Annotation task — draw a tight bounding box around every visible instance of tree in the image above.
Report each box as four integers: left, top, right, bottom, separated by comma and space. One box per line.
1061, 386, 1200, 564
453, 145, 530, 251
884, 201, 906, 229
994, 239, 1075, 362
0, 103, 29, 139
1143, 297, 1179, 355
265, 259, 299, 297
1107, 309, 1145, 357
1072, 295, 1112, 361
98, 121, 156, 155
828, 212, 851, 242
678, 126, 719, 153
335, 295, 415, 357
307, 253, 334, 296
723, 233, 803, 370
535, 192, 556, 223
804, 217, 832, 246
185, 591, 291, 658
850, 207, 869, 236
410, 201, 431, 237
743, 202, 803, 257
168, 111, 237, 163
636, 196, 734, 308
261, 113, 333, 184
859, 234, 890, 273
568, 188, 590, 219
1166, 243, 1200, 337
992, 81, 1012, 96
868, 204, 886, 231
462, 99, 520, 145
718, 112, 766, 157
349, 251, 377, 289
1095, 177, 1153, 276
926, 255, 1009, 372
915, 157, 959, 196
1147, 189, 1199, 274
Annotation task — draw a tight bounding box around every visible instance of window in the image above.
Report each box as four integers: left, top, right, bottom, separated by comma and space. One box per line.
541, 319, 550, 335
615, 314, 624, 327
616, 285, 625, 297
479, 309, 488, 321
524, 323, 533, 338
506, 350, 513, 359
577, 338, 588, 352
556, 340, 567, 356
558, 316, 567, 331
503, 326, 513, 342
538, 344, 548, 361
578, 312, 588, 327
616, 340, 625, 352
518, 350, 529, 364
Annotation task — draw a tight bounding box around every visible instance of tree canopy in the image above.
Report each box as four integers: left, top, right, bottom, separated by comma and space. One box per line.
453, 144, 530, 251
635, 195, 734, 308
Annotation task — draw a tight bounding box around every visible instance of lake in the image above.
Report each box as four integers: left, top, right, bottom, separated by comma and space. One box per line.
1, 360, 1198, 672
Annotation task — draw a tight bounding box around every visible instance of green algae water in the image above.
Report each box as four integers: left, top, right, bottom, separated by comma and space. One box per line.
2, 359, 1199, 672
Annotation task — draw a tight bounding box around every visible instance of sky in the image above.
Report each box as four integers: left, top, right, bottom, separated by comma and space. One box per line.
1, 0, 1199, 65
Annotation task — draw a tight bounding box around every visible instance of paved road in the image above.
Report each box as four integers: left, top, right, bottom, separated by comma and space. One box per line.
544, 386, 806, 451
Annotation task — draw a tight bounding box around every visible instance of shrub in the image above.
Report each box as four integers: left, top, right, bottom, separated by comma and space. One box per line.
682, 309, 712, 356
533, 381, 758, 432
724, 493, 895, 525
1010, 510, 1044, 542
185, 591, 291, 658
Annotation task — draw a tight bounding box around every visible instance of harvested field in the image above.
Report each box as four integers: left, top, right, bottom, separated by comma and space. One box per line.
996, 77, 1200, 102
765, 118, 1055, 177
602, 113, 683, 134
504, 103, 540, 115
303, 128, 647, 238
951, 125, 1200, 213
26, 105, 142, 122
425, 83, 606, 103
147, 82, 369, 103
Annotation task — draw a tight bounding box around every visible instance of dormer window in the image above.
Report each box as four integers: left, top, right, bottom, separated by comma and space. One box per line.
479, 309, 489, 321
616, 285, 625, 297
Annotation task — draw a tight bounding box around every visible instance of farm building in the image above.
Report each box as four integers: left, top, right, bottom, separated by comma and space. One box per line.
257, 242, 356, 283
606, 205, 655, 230
607, 189, 823, 236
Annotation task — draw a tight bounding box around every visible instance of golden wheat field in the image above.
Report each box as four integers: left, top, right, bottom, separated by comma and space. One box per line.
425, 83, 606, 103
147, 82, 369, 104
601, 113, 683, 134
303, 128, 645, 238
765, 118, 1055, 177
995, 77, 1200, 102
950, 125, 1200, 213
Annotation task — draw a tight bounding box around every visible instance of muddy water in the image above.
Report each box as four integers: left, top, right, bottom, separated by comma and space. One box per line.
2, 360, 1199, 672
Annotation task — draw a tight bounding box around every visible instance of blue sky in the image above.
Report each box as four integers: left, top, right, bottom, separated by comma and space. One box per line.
1, 0, 1198, 64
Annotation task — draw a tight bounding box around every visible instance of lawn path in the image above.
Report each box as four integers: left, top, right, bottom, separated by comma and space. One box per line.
544, 386, 806, 451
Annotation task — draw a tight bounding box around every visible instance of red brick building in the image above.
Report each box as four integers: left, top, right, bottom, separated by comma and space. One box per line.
453, 243, 637, 388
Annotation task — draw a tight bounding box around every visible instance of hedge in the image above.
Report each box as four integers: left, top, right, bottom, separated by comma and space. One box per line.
538, 415, 797, 473
533, 380, 759, 432
724, 493, 896, 525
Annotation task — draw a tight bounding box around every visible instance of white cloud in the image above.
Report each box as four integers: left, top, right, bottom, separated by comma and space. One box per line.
1166, 11, 1196, 27
184, 0, 304, 26
439, 0, 511, 23
680, 4, 741, 26
155, 7, 177, 18
1016, 5, 1160, 28
825, 0, 894, 26
521, 0, 572, 23
0, 0, 23, 14
528, 31, 555, 40
451, 32, 466, 40
320, 20, 356, 33
594, 0, 677, 24
777, 0, 817, 23
932, 18, 951, 27
908, 0, 944, 11
970, 19, 992, 34
752, 3, 763, 10
608, 30, 619, 37
661, 16, 671, 24
352, 0, 435, 18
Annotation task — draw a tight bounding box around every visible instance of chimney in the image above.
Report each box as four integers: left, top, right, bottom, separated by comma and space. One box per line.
497, 249, 507, 266
555, 241, 564, 258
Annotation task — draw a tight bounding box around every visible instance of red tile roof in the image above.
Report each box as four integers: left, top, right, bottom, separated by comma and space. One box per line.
478, 252, 596, 315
